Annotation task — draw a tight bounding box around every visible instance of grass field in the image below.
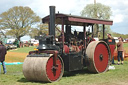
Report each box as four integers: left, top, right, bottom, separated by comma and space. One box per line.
8, 46, 37, 53
0, 61, 128, 85
124, 43, 128, 52
5, 46, 37, 62
0, 43, 128, 85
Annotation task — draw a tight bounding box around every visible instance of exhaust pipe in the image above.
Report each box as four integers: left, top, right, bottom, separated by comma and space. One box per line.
49, 6, 55, 36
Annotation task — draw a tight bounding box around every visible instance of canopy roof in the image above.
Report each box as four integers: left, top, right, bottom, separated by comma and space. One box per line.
42, 13, 113, 26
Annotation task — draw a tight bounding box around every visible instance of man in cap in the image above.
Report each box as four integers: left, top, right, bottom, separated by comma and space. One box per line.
107, 33, 113, 39
107, 33, 115, 64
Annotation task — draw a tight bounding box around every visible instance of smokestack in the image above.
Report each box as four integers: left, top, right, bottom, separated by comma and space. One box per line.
49, 6, 55, 36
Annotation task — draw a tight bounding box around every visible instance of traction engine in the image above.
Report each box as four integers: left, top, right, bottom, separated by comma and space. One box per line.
23, 6, 115, 82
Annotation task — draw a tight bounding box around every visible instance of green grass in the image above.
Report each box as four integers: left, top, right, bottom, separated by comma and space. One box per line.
123, 43, 128, 48
1, 43, 128, 85
0, 61, 128, 85
8, 46, 37, 53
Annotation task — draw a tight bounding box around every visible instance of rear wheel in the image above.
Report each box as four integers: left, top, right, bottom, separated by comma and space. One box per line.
86, 41, 110, 73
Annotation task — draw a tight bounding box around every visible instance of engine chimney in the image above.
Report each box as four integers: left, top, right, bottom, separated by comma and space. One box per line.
49, 6, 55, 36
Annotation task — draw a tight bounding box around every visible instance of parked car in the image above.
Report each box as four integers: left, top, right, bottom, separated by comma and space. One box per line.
5, 43, 17, 50
5, 39, 19, 50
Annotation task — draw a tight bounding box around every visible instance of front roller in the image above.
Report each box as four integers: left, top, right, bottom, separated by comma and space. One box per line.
23, 54, 64, 82
86, 41, 111, 73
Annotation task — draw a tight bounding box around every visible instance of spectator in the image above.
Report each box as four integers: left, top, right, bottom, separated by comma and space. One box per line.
107, 33, 115, 64
117, 37, 124, 65
0, 41, 7, 74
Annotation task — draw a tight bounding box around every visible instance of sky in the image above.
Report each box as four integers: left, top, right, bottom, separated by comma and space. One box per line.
0, 0, 128, 40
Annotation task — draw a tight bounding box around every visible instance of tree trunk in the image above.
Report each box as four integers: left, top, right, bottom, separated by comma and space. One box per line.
96, 24, 99, 37
17, 36, 21, 42
93, 24, 99, 37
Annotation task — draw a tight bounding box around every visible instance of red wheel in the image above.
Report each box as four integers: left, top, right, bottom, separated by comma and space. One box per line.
46, 56, 64, 82
86, 41, 110, 73
23, 55, 64, 82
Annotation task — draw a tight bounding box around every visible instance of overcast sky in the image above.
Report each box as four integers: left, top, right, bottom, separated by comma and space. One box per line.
0, 0, 128, 40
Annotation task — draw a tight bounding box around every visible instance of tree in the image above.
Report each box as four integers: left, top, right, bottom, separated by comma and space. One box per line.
81, 3, 112, 38
29, 23, 61, 38
0, 6, 40, 41
29, 24, 48, 38
112, 32, 128, 39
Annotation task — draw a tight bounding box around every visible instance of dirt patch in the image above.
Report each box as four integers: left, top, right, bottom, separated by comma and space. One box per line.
5, 52, 28, 62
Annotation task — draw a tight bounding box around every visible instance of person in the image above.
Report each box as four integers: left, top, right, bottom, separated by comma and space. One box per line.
117, 37, 124, 65
0, 41, 7, 74
107, 33, 115, 64
107, 33, 113, 39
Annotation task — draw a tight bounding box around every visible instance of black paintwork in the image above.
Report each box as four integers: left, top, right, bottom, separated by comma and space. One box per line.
102, 39, 115, 45
62, 52, 84, 71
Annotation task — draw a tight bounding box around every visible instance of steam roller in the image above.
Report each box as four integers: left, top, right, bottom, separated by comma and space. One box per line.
22, 6, 115, 83
86, 41, 111, 73
23, 53, 64, 82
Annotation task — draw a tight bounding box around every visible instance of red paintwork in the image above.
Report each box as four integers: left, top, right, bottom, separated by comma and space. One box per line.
109, 45, 115, 60
53, 51, 58, 67
108, 40, 112, 42
68, 17, 113, 25
94, 43, 108, 72
79, 45, 84, 50
63, 45, 69, 54
46, 57, 62, 81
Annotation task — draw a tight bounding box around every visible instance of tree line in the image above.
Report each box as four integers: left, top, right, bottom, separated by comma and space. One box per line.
0, 3, 127, 41
112, 32, 128, 39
